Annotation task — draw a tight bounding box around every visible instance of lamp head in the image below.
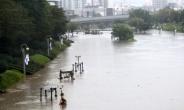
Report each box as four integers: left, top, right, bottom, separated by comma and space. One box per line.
26, 47, 29, 51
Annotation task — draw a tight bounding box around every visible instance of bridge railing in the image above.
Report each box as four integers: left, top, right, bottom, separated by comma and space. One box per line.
70, 15, 129, 23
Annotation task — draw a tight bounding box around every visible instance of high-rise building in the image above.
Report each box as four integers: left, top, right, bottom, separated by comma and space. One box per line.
75, 0, 87, 8
152, 0, 168, 9
90, 0, 110, 8
99, 0, 108, 8
62, 0, 86, 10
62, 0, 75, 10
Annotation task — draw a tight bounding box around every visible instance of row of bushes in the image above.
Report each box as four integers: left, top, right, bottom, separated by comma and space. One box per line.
30, 54, 50, 66
0, 39, 73, 92
0, 39, 73, 73
0, 70, 24, 92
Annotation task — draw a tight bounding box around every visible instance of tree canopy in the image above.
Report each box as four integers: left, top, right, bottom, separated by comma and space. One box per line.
0, 0, 34, 56
111, 23, 134, 40
129, 9, 152, 31
98, 22, 105, 29
152, 7, 180, 23
0, 0, 68, 55
127, 18, 144, 29
94, 13, 102, 17
66, 22, 78, 36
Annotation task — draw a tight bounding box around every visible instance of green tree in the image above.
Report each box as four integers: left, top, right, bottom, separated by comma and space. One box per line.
129, 9, 152, 23
129, 9, 152, 31
66, 22, 78, 36
83, 25, 90, 32
111, 23, 134, 40
98, 22, 105, 29
153, 7, 180, 23
0, 0, 34, 56
50, 6, 68, 39
127, 18, 144, 30
179, 10, 184, 29
94, 13, 102, 17
13, 0, 54, 41
114, 19, 125, 24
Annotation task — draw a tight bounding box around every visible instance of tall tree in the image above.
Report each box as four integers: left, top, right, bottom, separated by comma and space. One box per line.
66, 22, 78, 36
50, 6, 68, 39
152, 7, 180, 23
98, 22, 105, 29
129, 9, 152, 31
127, 18, 144, 31
13, 0, 54, 40
129, 9, 152, 23
0, 0, 34, 56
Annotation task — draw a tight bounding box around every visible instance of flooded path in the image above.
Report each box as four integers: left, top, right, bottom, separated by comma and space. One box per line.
1, 30, 184, 110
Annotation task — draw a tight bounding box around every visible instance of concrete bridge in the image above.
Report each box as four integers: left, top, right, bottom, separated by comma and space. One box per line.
70, 15, 129, 24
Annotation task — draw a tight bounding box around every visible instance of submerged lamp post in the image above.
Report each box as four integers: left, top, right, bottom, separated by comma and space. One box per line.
58, 33, 63, 50
75, 56, 81, 64
46, 35, 52, 56
21, 44, 29, 75
173, 21, 176, 36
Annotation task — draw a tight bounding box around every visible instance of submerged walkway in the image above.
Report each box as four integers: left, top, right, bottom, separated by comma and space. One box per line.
1, 30, 184, 110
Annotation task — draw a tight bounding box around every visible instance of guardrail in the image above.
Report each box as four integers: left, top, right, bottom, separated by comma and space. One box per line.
70, 15, 129, 23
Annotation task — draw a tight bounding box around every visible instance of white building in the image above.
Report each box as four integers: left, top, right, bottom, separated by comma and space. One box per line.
62, 0, 75, 10
75, 0, 87, 8
144, 0, 152, 6
115, 3, 132, 15
152, 0, 168, 10
86, 0, 111, 8
62, 0, 87, 10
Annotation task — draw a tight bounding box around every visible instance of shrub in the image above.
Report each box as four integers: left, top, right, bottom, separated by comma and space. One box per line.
30, 54, 50, 66
55, 41, 68, 51
50, 47, 60, 57
63, 40, 72, 46
0, 70, 24, 90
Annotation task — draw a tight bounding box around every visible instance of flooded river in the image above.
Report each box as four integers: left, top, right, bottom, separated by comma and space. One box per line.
1, 30, 184, 110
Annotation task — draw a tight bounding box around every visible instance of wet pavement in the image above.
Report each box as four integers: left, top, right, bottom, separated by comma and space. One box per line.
1, 30, 184, 110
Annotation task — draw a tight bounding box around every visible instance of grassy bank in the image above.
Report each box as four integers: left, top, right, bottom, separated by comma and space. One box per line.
159, 23, 183, 32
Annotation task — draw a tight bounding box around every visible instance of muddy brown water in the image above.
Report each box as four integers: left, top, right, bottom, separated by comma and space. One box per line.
1, 30, 184, 110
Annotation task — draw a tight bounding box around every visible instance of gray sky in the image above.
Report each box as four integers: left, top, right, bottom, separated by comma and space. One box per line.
114, 0, 145, 6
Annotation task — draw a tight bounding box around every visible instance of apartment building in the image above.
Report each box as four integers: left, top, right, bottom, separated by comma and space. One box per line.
75, 0, 87, 8
152, 0, 168, 9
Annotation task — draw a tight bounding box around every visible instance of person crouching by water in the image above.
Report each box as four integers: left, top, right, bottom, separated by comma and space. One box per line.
59, 93, 67, 105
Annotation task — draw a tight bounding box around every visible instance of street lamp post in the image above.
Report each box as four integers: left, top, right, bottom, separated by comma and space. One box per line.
67, 30, 70, 40
89, 25, 91, 33
46, 35, 52, 56
58, 33, 63, 50
173, 21, 176, 36
75, 56, 81, 64
21, 44, 29, 75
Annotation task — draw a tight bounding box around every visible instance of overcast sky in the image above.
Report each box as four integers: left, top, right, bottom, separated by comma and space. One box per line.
113, 0, 145, 6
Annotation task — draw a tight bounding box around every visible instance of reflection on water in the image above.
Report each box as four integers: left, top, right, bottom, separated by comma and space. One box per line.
1, 30, 184, 110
